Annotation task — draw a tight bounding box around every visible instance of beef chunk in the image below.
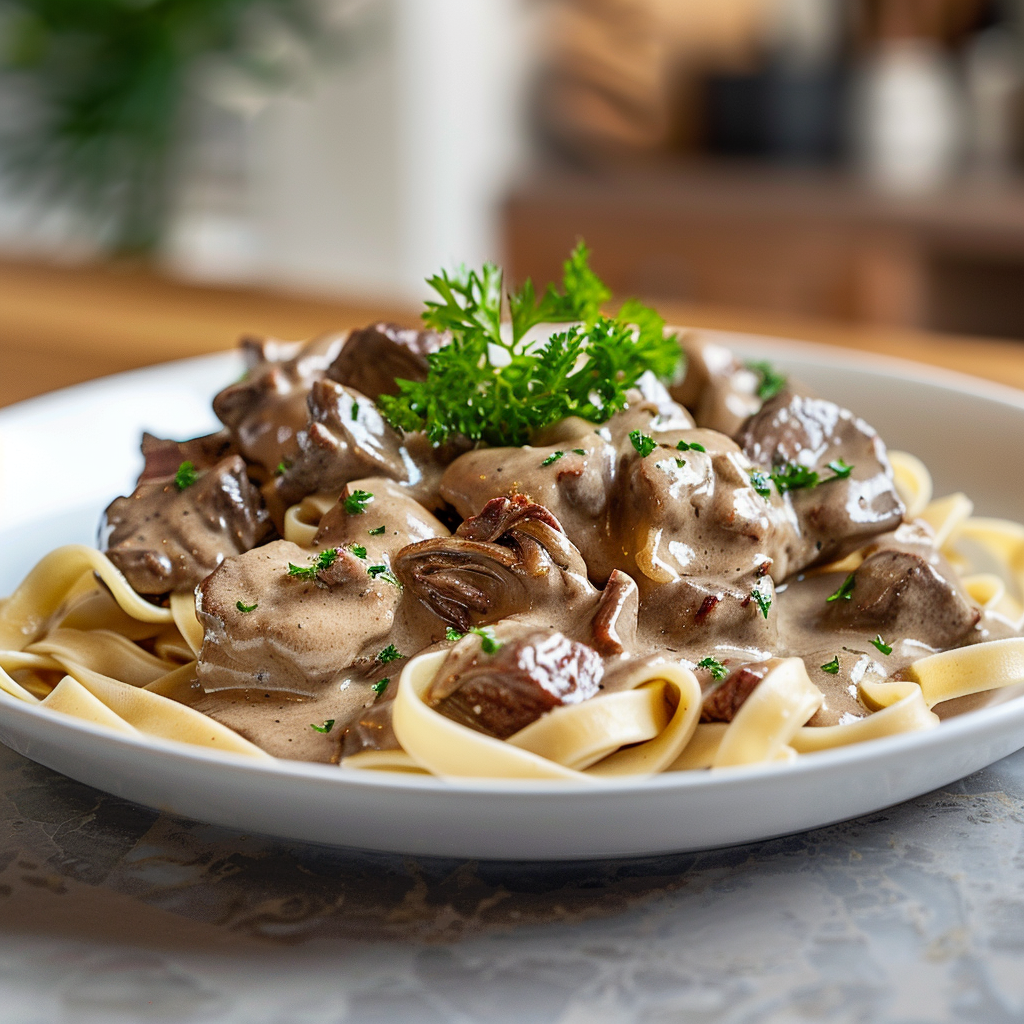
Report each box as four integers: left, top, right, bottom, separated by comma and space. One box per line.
823, 549, 980, 649
428, 628, 603, 738
101, 454, 272, 595
195, 539, 401, 694
737, 392, 904, 569
138, 430, 235, 481
700, 661, 771, 722
213, 333, 345, 481
326, 322, 445, 400
670, 333, 762, 435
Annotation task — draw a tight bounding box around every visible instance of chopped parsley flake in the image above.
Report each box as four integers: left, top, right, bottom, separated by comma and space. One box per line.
368, 525, 386, 536
747, 360, 787, 400
344, 489, 374, 515
541, 451, 565, 467
630, 430, 657, 457
749, 469, 772, 499
349, 544, 367, 559
827, 574, 856, 603
376, 644, 402, 665
275, 460, 291, 476
443, 625, 503, 653
821, 656, 841, 675
870, 635, 893, 656
351, 402, 359, 421
368, 564, 402, 587
310, 719, 335, 733
573, 448, 586, 455
372, 677, 391, 698
696, 656, 728, 681
288, 548, 339, 580
827, 458, 854, 480
676, 439, 706, 453
174, 460, 199, 491
676, 458, 686, 469
750, 581, 772, 619
235, 600, 258, 613
771, 462, 819, 493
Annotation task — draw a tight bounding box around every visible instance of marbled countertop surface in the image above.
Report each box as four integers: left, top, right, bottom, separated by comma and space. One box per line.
3, 741, 1024, 1024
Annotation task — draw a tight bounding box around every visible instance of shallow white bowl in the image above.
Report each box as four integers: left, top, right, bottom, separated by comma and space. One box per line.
2, 334, 1024, 860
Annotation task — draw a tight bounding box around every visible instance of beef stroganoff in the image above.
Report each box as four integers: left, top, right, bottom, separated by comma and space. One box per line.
3, 244, 1024, 782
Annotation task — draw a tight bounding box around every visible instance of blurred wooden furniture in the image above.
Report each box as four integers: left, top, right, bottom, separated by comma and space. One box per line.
3, 253, 1024, 410
505, 162, 1024, 339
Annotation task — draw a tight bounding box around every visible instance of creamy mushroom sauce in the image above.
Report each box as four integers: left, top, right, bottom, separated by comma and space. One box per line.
99, 327, 1022, 763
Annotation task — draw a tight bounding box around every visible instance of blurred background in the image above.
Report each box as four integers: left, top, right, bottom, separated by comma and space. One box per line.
5, 0, 1024, 406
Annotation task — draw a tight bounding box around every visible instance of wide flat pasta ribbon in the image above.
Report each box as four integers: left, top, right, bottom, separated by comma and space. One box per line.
906, 637, 1024, 707
0, 545, 171, 653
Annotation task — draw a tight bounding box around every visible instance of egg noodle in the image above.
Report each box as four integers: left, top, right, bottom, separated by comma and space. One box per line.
2, 449, 1024, 781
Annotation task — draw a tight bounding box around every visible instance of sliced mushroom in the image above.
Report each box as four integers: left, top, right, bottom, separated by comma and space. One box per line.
101, 454, 272, 595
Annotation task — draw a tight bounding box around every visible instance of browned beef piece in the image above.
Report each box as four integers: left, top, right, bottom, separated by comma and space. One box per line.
138, 431, 235, 481
737, 392, 904, 569
326, 322, 445, 400
700, 661, 771, 722
428, 628, 603, 738
101, 455, 272, 595
823, 549, 980, 649
213, 333, 345, 481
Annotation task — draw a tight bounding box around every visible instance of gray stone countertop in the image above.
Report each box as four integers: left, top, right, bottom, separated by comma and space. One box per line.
3, 741, 1024, 1024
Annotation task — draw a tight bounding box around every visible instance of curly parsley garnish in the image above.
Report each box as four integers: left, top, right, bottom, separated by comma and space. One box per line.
821, 656, 841, 675
696, 656, 728, 681
827, 458, 854, 479
827, 574, 856, 603
541, 451, 564, 467
288, 548, 339, 580
747, 360, 787, 400
372, 677, 391, 699
870, 635, 893, 656
368, 564, 402, 587
676, 439, 706, 453
368, 525, 386, 536
377, 242, 681, 446
750, 581, 772, 619
275, 460, 291, 477
376, 644, 402, 665
235, 600, 258, 613
310, 719, 335, 733
344, 489, 374, 515
174, 460, 199, 491
349, 544, 367, 559
630, 430, 657, 457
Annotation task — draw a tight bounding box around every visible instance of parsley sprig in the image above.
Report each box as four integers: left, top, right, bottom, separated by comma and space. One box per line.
747, 360, 787, 400
378, 242, 681, 446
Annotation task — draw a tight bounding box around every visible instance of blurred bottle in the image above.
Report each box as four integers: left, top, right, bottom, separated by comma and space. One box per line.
764, 0, 847, 161
964, 26, 1023, 176
848, 0, 985, 192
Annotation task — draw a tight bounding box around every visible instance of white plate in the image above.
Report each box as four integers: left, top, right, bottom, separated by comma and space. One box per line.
2, 336, 1024, 861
